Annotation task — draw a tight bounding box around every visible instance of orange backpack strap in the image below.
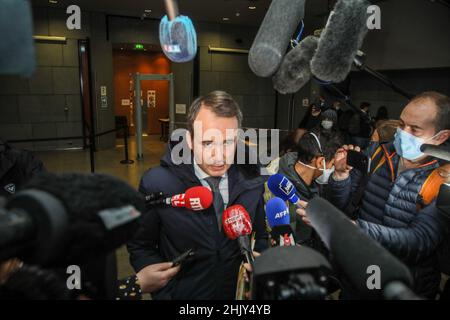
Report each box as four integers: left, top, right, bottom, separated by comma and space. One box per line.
418, 163, 450, 208
370, 144, 396, 182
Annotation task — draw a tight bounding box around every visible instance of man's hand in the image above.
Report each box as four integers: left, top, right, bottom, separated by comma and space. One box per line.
136, 262, 180, 294
295, 200, 311, 226
243, 251, 261, 282
333, 144, 361, 181
0, 259, 22, 284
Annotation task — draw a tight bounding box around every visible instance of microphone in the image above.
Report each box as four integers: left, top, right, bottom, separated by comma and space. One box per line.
222, 205, 254, 265
420, 144, 450, 162
0, 0, 35, 76
248, 0, 306, 78
310, 0, 370, 83
144, 191, 164, 203
266, 197, 296, 246
0, 172, 145, 267
305, 197, 416, 299
273, 36, 319, 94
159, 0, 197, 63
146, 186, 213, 211
267, 174, 302, 207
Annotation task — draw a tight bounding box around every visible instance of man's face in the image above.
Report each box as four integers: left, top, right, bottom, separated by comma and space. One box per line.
188, 106, 238, 177
333, 102, 341, 110
399, 98, 448, 145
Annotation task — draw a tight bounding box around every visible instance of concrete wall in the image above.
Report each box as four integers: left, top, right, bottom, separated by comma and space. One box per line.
349, 68, 450, 119
2, 1, 449, 151
0, 7, 115, 150
197, 22, 276, 129
362, 0, 450, 70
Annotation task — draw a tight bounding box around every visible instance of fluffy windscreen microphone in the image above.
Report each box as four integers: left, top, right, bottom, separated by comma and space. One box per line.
273, 36, 319, 94
0, 0, 35, 76
248, 0, 306, 78
310, 0, 370, 83
0, 265, 72, 300
306, 197, 414, 299
20, 173, 145, 267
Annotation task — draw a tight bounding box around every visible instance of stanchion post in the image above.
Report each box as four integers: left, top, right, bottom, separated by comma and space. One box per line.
120, 125, 134, 165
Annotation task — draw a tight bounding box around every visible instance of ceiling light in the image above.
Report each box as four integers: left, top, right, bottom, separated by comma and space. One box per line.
236, 12, 241, 17
144, 9, 152, 13
249, 6, 256, 10
222, 17, 229, 21
49, 0, 58, 4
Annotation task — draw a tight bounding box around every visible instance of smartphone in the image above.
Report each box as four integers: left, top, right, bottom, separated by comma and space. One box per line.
172, 248, 195, 267
347, 150, 370, 173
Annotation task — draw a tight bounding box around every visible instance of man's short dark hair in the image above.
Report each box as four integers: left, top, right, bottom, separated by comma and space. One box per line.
410, 91, 450, 132
296, 128, 343, 164
187, 91, 243, 135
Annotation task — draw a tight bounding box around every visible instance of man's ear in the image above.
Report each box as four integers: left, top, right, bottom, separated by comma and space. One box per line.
314, 156, 325, 169
435, 130, 450, 145
186, 130, 193, 150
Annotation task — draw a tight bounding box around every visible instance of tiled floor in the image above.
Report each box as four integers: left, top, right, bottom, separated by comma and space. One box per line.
35, 135, 166, 279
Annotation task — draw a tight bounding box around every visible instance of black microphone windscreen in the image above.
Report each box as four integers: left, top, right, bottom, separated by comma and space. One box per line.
306, 197, 413, 298
23, 173, 145, 266
273, 36, 319, 94
420, 144, 450, 162
0, 0, 35, 76
248, 0, 305, 78
311, 0, 370, 83
254, 246, 331, 277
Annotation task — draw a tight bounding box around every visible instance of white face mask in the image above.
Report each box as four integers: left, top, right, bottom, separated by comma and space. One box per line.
297, 159, 335, 185
321, 120, 333, 130
315, 159, 335, 185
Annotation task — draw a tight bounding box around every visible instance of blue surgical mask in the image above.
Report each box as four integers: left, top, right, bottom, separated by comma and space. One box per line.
393, 128, 440, 161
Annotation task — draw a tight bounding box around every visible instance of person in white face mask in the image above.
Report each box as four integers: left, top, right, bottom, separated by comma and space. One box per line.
264, 128, 343, 249
320, 108, 338, 131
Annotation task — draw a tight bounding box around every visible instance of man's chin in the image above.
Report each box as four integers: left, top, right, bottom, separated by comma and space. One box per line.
206, 164, 229, 177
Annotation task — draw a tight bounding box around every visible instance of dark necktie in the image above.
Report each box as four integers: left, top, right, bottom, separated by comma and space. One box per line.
205, 176, 224, 231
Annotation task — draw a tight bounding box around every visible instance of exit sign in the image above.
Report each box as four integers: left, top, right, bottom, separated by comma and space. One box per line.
134, 44, 144, 50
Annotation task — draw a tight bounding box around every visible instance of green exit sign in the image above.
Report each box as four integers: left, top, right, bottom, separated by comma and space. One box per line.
134, 44, 144, 50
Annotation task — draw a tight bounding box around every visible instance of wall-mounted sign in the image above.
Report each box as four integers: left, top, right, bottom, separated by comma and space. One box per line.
176, 104, 186, 114
101, 96, 108, 109
147, 90, 156, 108
302, 98, 309, 107
121, 99, 130, 106
101, 86, 107, 96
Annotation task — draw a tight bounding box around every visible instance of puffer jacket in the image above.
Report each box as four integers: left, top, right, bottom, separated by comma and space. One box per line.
328, 142, 449, 299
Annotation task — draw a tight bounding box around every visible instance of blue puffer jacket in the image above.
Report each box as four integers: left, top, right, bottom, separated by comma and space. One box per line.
327, 142, 448, 299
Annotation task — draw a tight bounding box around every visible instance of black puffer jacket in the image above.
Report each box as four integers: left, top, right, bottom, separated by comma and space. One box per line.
127, 142, 269, 300
327, 142, 448, 299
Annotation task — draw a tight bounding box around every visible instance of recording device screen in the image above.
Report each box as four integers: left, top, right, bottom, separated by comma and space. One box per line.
347, 150, 370, 174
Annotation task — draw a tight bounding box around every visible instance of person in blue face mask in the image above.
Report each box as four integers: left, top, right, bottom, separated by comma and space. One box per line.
297, 91, 450, 299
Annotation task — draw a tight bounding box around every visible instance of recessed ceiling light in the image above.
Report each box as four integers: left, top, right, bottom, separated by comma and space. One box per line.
222, 17, 229, 21
144, 9, 152, 13
249, 6, 256, 10
236, 12, 241, 17
49, 0, 58, 4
